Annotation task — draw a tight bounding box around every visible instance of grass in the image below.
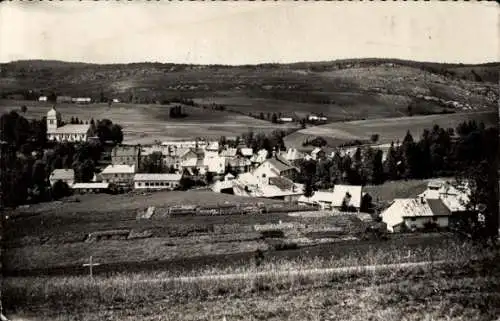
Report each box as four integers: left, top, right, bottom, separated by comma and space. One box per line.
4, 241, 498, 321
284, 109, 496, 148
0, 100, 294, 144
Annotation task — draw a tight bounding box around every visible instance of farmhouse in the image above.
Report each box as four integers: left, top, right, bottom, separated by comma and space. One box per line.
38, 96, 48, 102
111, 145, 141, 170
381, 198, 453, 232
46, 107, 94, 143
72, 182, 110, 194
134, 173, 182, 190
49, 169, 75, 187
253, 156, 298, 184
279, 117, 294, 123
227, 156, 251, 174
279, 148, 305, 163
298, 184, 362, 211
100, 164, 135, 185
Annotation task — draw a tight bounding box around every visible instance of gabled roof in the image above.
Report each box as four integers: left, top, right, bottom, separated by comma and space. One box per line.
269, 176, 295, 191
134, 173, 182, 181
426, 198, 452, 217
331, 185, 362, 208
101, 164, 135, 174
50, 169, 75, 180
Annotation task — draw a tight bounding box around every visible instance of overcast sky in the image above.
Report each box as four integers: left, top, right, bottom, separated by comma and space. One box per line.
0, 2, 498, 65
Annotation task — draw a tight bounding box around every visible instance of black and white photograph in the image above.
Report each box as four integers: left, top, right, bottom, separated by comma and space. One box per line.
0, 1, 498, 320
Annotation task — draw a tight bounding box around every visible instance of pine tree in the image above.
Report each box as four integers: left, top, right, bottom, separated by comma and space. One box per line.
384, 142, 399, 181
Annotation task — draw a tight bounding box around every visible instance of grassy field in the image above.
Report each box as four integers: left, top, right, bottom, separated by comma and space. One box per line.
4, 244, 498, 321
284, 110, 497, 148
0, 100, 295, 144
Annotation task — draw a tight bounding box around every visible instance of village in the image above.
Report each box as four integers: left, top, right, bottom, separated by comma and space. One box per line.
40, 104, 476, 235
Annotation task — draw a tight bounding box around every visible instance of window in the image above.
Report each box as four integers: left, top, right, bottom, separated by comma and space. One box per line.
145, 182, 150, 187
410, 217, 416, 222
138, 183, 142, 186
432, 217, 438, 222
160, 182, 164, 186
262, 173, 266, 178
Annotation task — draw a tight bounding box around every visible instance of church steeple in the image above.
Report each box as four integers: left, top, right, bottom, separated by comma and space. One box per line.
47, 105, 61, 133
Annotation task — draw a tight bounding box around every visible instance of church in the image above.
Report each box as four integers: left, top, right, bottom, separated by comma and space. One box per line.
46, 107, 95, 143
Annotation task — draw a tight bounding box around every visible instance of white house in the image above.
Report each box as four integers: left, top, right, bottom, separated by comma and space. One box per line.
100, 164, 135, 185
134, 173, 182, 190
381, 198, 452, 233
46, 107, 93, 143
250, 149, 268, 165
418, 179, 470, 212
220, 148, 238, 158
49, 169, 75, 187
38, 96, 48, 102
205, 155, 227, 174
279, 117, 294, 123
280, 148, 305, 163
252, 157, 298, 185
298, 184, 362, 211
240, 148, 254, 158
112, 98, 120, 103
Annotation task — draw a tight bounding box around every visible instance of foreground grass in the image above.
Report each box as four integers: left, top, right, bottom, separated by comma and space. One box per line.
4, 241, 495, 317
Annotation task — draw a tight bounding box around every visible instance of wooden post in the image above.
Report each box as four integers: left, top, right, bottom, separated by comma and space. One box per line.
83, 256, 101, 278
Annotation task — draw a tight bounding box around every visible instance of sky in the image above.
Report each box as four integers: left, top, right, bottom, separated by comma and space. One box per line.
0, 1, 498, 65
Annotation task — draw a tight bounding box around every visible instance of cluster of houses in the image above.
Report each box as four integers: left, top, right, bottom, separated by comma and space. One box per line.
45, 109, 475, 234
38, 96, 120, 104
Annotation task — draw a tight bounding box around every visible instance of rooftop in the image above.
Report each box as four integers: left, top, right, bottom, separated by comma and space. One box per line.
50, 169, 75, 180
134, 173, 182, 181
52, 124, 91, 134
101, 164, 135, 174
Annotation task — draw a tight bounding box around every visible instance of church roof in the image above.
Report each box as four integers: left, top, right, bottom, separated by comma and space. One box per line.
54, 124, 91, 134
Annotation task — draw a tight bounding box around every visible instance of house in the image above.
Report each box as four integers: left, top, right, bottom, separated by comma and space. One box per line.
72, 97, 92, 104
239, 148, 254, 158
280, 148, 305, 163
134, 173, 182, 190
311, 147, 326, 160
112, 98, 120, 103
72, 182, 110, 194
49, 169, 75, 187
161, 140, 208, 149
250, 149, 268, 165
220, 148, 238, 158
38, 96, 48, 102
381, 198, 452, 232
46, 107, 94, 143
252, 156, 298, 185
100, 164, 135, 185
331, 185, 362, 211
111, 145, 141, 170
418, 179, 470, 212
181, 149, 207, 175
227, 156, 251, 174
299, 185, 362, 211
279, 117, 294, 123
204, 141, 220, 158
212, 172, 303, 202
205, 155, 227, 174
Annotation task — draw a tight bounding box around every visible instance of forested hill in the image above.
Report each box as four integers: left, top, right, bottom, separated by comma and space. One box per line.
0, 58, 497, 111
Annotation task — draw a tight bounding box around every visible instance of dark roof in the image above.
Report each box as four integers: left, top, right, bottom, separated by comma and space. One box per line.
427, 198, 452, 217
267, 157, 295, 173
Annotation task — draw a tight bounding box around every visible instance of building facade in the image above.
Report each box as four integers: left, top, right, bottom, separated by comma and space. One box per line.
134, 173, 182, 190
46, 107, 93, 143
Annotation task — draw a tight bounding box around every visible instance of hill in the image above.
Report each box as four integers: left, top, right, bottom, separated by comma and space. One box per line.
0, 59, 497, 123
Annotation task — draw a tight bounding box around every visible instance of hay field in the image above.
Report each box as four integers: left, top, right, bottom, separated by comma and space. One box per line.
0, 100, 294, 144
285, 110, 496, 148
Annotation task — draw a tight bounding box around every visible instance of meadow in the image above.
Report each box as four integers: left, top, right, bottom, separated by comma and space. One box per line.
4, 243, 498, 321
0, 100, 295, 144
284, 110, 496, 148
